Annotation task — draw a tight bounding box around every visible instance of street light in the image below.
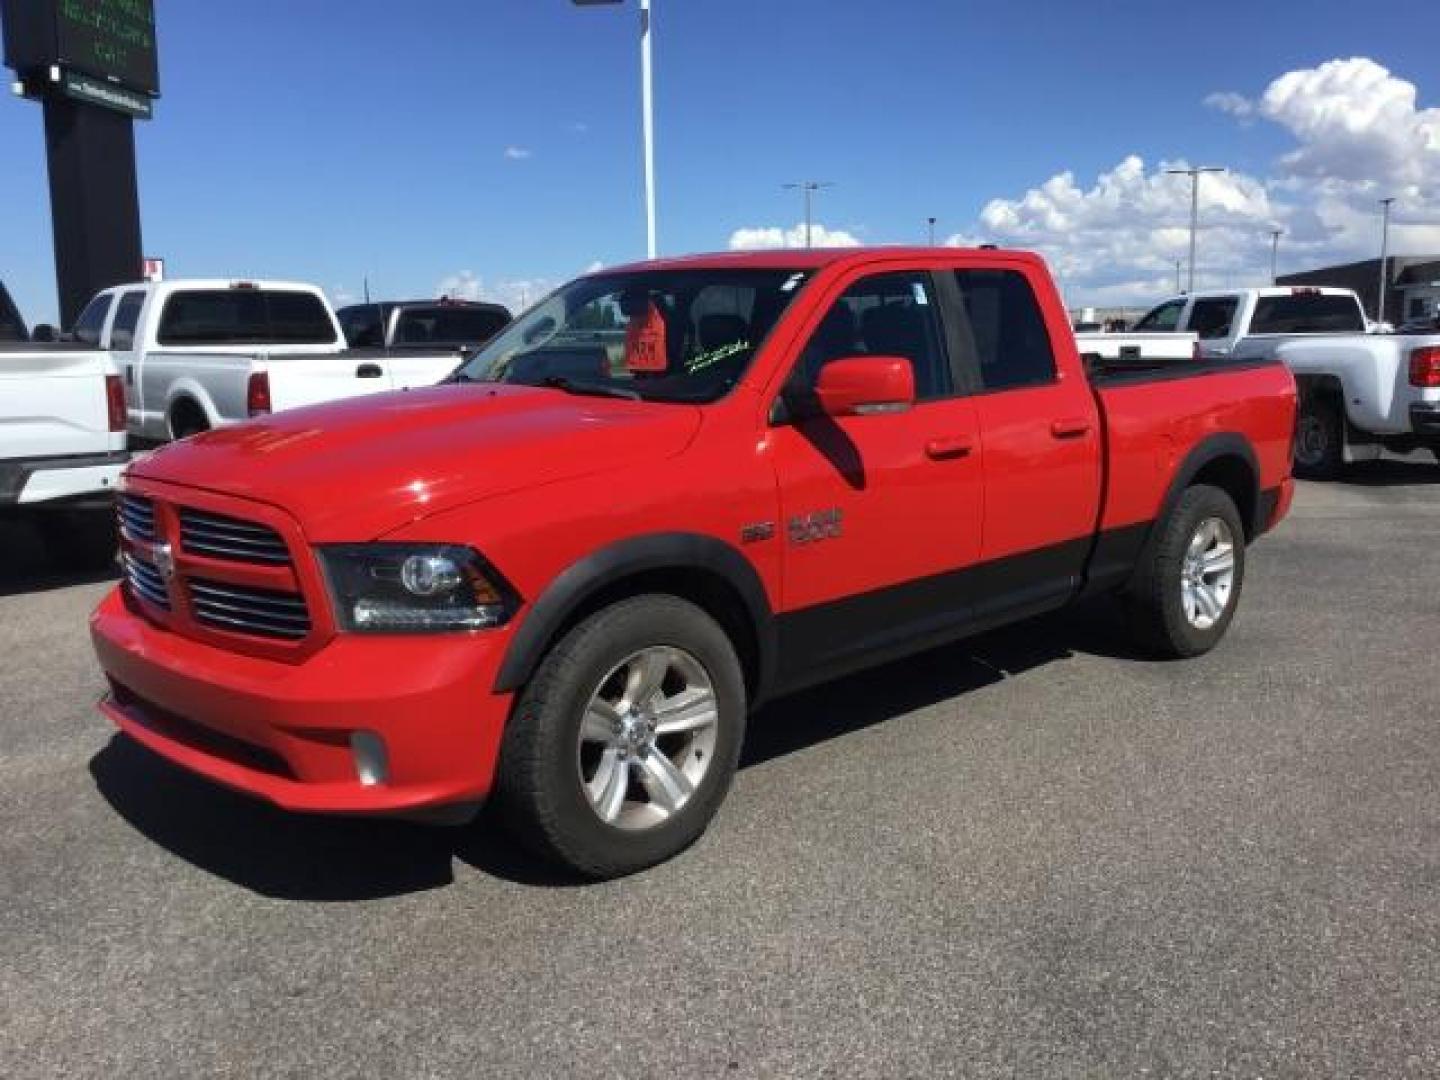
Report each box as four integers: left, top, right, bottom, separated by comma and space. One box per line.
1378, 197, 1396, 325
927, 217, 937, 246
573, 0, 657, 259
1166, 165, 1225, 294
783, 181, 834, 248
1269, 228, 1283, 285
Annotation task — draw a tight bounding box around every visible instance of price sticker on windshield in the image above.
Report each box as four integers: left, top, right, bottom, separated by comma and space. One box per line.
624, 302, 669, 373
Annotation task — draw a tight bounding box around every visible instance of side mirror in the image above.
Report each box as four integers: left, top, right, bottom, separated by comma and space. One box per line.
32, 324, 57, 343
813, 356, 915, 417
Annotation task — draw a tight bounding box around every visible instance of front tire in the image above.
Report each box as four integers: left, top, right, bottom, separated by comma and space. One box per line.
1293, 394, 1344, 480
1126, 484, 1245, 659
493, 595, 747, 879
38, 509, 119, 573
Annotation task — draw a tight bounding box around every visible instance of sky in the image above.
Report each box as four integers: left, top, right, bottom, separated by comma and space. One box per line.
2, 0, 1438, 324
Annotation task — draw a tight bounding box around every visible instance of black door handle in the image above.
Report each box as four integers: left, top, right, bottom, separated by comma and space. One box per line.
356, 363, 384, 379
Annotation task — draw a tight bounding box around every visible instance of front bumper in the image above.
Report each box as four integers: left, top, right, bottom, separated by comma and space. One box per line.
91, 588, 515, 816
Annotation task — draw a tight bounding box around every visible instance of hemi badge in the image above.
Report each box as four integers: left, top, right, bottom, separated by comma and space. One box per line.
740, 522, 776, 544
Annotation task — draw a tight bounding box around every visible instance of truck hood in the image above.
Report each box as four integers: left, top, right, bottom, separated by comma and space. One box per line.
129, 384, 702, 540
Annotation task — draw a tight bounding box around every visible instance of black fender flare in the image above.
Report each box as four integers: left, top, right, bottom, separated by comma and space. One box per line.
1156, 432, 1262, 540
493, 532, 777, 700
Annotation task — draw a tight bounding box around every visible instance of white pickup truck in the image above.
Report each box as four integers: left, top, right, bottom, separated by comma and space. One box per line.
1134, 286, 1368, 360
61, 279, 463, 443
1275, 331, 1440, 478
0, 342, 129, 569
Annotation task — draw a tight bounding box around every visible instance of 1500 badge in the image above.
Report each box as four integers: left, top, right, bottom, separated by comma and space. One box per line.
788, 508, 843, 545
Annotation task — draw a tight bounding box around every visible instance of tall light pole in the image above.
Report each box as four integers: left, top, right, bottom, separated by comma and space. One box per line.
1175, 259, 1183, 294
1269, 228, 1283, 285
927, 217, 937, 246
573, 0, 657, 259
783, 181, 834, 248
1378, 197, 1396, 325
1166, 165, 1225, 294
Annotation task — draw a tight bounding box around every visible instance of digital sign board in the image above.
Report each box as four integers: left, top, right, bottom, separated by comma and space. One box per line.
3, 0, 159, 98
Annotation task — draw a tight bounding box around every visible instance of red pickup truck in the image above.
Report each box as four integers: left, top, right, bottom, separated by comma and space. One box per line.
91, 248, 1296, 877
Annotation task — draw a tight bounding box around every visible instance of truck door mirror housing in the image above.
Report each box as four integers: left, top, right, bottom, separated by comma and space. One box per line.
813, 356, 916, 417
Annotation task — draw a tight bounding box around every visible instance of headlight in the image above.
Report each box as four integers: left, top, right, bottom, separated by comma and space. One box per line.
318, 545, 516, 633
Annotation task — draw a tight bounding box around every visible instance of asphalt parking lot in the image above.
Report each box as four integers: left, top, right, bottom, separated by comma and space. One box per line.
2, 462, 1438, 1078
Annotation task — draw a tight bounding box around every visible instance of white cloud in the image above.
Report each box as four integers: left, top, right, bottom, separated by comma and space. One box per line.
502, 146, 533, 161
437, 271, 553, 314
728, 222, 862, 250
961, 57, 1440, 306
329, 285, 358, 308
584, 260, 606, 274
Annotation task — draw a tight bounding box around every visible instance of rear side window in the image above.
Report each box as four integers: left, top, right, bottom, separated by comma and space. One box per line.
0, 284, 24, 341
1135, 299, 1184, 332
1186, 297, 1240, 340
796, 272, 952, 401
109, 291, 147, 350
395, 306, 511, 346
71, 294, 114, 346
157, 290, 338, 346
337, 304, 384, 347
1249, 294, 1365, 334
951, 269, 1057, 391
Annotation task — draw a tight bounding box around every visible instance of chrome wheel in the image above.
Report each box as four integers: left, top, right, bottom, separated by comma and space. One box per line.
1181, 517, 1236, 630
1295, 413, 1327, 468
576, 646, 719, 831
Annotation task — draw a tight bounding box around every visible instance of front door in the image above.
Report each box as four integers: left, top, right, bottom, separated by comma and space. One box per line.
769, 268, 984, 687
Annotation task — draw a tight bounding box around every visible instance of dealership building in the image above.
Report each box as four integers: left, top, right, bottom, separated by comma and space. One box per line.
1278, 255, 1440, 326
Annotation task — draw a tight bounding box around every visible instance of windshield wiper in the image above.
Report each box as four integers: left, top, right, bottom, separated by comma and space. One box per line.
540, 376, 642, 401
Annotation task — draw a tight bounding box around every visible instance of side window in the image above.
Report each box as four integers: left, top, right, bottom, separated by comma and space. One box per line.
109, 291, 147, 350
71, 294, 114, 346
1135, 299, 1184, 332
952, 269, 1057, 392
1187, 297, 1240, 340
796, 272, 951, 401
339, 305, 383, 347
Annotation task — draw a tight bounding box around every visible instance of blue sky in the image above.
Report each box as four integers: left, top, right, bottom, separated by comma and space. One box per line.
2, 0, 1438, 323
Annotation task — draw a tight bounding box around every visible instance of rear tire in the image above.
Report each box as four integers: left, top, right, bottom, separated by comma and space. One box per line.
169, 401, 210, 440
493, 595, 747, 879
1126, 484, 1245, 659
38, 509, 118, 573
1293, 394, 1344, 480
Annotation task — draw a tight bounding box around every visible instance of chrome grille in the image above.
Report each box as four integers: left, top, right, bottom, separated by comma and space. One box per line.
117, 494, 157, 543
123, 552, 171, 610
187, 578, 311, 640
179, 509, 291, 566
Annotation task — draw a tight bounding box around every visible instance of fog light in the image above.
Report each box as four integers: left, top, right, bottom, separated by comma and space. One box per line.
350, 732, 389, 786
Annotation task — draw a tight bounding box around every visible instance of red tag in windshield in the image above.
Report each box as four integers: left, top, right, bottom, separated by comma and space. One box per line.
624, 302, 668, 373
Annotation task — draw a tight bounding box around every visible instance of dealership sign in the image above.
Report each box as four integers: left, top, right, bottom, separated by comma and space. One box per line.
3, 0, 159, 113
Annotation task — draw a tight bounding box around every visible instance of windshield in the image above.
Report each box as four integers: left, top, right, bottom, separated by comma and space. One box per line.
451, 268, 811, 403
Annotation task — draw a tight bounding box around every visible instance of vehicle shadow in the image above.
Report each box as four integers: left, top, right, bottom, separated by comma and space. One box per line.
89, 599, 1144, 899
1337, 458, 1440, 487
0, 520, 119, 597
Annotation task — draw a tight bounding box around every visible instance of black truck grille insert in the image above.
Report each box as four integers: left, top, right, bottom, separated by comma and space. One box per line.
179, 509, 291, 565
122, 552, 171, 610
187, 579, 311, 640
117, 494, 157, 543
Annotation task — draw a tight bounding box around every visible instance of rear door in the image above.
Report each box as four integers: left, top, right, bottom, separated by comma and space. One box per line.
771, 267, 985, 683
108, 289, 149, 425
945, 264, 1102, 624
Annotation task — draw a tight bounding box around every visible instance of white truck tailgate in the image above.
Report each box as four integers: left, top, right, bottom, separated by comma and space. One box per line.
0, 349, 115, 459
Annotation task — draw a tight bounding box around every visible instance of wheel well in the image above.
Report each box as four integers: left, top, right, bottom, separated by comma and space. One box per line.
1295, 374, 1344, 409
1190, 455, 1258, 540
168, 397, 209, 438
537, 568, 762, 702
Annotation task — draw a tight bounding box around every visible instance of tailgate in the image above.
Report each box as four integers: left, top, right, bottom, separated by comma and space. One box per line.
0, 348, 116, 459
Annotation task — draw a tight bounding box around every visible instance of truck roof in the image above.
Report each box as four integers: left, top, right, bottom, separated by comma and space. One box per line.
98, 279, 327, 296
603, 246, 1042, 275
1174, 286, 1359, 301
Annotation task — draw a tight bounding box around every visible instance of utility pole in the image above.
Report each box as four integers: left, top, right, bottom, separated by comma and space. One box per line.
572, 0, 657, 258
1378, 197, 1395, 325
782, 181, 834, 248
1269, 229, 1283, 285
1166, 165, 1225, 294
1175, 259, 1183, 294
